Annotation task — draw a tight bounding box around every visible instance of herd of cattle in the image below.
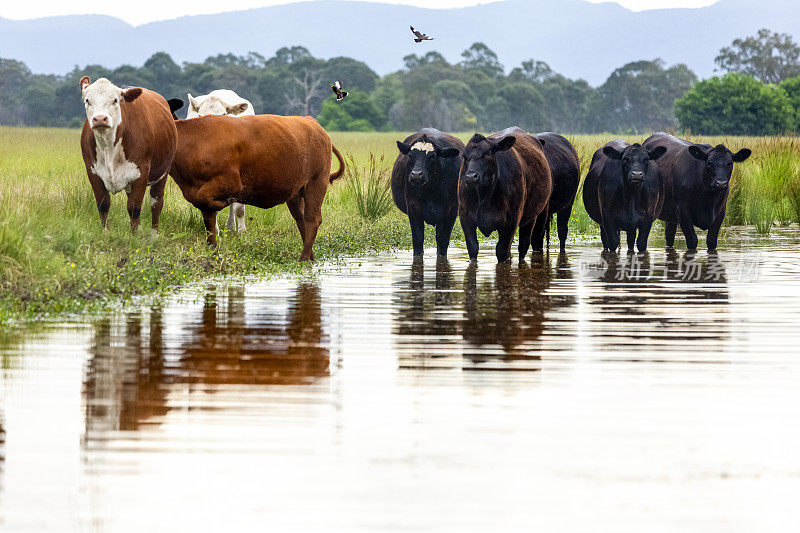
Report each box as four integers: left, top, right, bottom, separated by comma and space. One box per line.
78, 76, 752, 263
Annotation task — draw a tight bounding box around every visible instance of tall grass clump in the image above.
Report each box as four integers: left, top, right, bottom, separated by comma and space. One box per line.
344, 152, 394, 220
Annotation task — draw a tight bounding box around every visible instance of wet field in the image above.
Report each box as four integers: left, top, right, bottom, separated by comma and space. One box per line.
2, 228, 800, 531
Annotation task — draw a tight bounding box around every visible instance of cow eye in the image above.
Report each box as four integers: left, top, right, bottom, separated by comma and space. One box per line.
85, 99, 89, 105
113, 99, 118, 104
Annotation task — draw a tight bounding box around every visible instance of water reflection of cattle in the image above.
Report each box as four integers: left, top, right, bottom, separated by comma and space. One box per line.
459, 127, 553, 262
84, 282, 328, 431
392, 129, 463, 257
587, 250, 731, 350
643, 132, 751, 251
393, 258, 461, 366
462, 260, 554, 366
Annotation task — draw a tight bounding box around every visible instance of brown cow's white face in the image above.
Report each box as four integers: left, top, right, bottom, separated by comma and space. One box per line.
80, 77, 141, 132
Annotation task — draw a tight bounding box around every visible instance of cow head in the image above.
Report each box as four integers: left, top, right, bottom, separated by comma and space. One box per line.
603, 143, 666, 186
186, 93, 250, 118
396, 137, 460, 187
687, 143, 751, 193
80, 76, 141, 132
461, 133, 516, 188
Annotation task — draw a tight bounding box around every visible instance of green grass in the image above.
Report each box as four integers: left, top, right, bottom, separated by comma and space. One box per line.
0, 127, 796, 326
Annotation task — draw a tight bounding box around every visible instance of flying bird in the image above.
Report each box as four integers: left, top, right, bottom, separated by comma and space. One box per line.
410, 26, 434, 43
331, 81, 348, 101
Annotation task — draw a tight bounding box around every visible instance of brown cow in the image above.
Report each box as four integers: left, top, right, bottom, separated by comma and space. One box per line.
79, 77, 177, 233
169, 114, 345, 261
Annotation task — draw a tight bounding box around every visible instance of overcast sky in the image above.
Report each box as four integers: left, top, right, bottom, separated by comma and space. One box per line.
1, 0, 718, 26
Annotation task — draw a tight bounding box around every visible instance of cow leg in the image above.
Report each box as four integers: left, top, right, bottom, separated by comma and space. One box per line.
88, 174, 111, 229
234, 203, 246, 233
518, 220, 535, 262
626, 229, 636, 252
495, 227, 515, 263
148, 172, 168, 235
557, 204, 572, 250
707, 209, 725, 251
287, 192, 307, 243
126, 178, 148, 233
201, 209, 219, 246
531, 209, 548, 252
637, 222, 653, 252
435, 215, 457, 257
298, 174, 329, 262
602, 219, 620, 252
665, 222, 678, 248
225, 202, 246, 233
461, 218, 480, 261
599, 226, 608, 250
409, 213, 425, 257
679, 212, 698, 251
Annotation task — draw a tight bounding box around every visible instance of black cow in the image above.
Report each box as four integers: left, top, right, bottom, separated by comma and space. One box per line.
531, 132, 581, 251
583, 141, 667, 252
458, 127, 553, 262
643, 133, 751, 250
392, 128, 463, 257
167, 98, 184, 119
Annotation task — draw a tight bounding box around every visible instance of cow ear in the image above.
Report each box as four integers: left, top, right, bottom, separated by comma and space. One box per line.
227, 102, 249, 115
538, 137, 546, 147
732, 148, 752, 163
397, 141, 411, 155
602, 146, 623, 160
438, 147, 460, 158
122, 87, 142, 103
80, 76, 91, 91
188, 93, 199, 110
648, 146, 667, 161
493, 135, 516, 152
688, 145, 709, 161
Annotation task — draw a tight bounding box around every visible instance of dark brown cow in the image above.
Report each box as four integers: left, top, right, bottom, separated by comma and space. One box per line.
458, 127, 553, 262
79, 77, 177, 233
170, 114, 345, 261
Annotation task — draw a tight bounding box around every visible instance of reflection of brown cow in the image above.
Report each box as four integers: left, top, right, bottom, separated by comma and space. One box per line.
170, 115, 345, 260
84, 282, 329, 431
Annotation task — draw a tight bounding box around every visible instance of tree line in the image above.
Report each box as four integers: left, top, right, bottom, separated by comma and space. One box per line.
1, 29, 799, 135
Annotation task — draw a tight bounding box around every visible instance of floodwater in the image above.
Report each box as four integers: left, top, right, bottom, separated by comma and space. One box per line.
2, 229, 800, 532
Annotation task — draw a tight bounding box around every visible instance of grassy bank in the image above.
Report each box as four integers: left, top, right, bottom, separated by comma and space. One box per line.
0, 127, 795, 325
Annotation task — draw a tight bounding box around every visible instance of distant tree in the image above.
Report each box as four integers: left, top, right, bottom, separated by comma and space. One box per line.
460, 42, 504, 79
317, 91, 385, 131
485, 83, 546, 131
508, 59, 555, 84
322, 57, 379, 93
675, 72, 794, 135
593, 59, 696, 133
715, 28, 800, 84
143, 52, 181, 96
779, 76, 800, 131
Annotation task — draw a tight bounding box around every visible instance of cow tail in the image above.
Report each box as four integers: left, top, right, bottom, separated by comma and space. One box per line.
330, 145, 345, 183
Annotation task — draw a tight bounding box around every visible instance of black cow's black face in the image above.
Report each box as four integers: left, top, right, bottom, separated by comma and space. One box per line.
603, 143, 666, 186
461, 134, 516, 188
397, 139, 459, 187
689, 144, 751, 193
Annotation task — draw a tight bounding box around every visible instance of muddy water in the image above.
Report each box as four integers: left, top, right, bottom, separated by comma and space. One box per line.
2, 229, 800, 531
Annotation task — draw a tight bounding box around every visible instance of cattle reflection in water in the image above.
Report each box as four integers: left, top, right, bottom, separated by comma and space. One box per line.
394, 254, 573, 370
84, 282, 328, 432
587, 250, 731, 354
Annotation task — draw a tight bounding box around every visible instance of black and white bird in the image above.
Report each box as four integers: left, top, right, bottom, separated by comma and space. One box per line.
331, 81, 348, 101
410, 26, 434, 43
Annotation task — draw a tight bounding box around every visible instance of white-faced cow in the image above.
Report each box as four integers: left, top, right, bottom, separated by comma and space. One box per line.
79, 77, 177, 233
185, 89, 256, 233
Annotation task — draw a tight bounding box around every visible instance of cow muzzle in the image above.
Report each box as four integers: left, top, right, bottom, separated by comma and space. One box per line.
464, 171, 479, 185
91, 115, 111, 129
626, 170, 644, 184
409, 170, 424, 185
